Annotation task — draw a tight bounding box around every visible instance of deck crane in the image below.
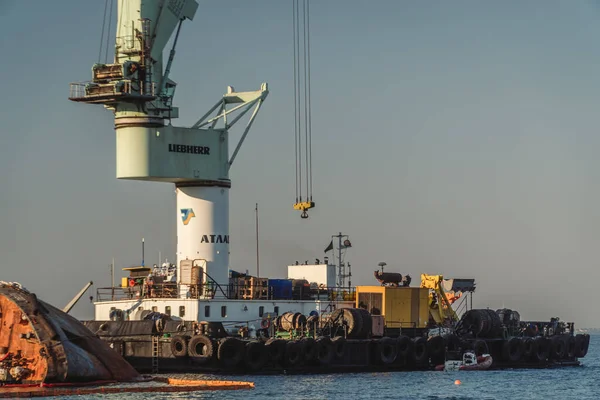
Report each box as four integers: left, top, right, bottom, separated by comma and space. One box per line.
420, 274, 476, 325
68, 0, 268, 296
292, 0, 315, 219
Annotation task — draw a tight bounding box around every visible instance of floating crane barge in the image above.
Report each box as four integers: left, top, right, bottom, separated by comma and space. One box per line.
65, 0, 590, 375
81, 270, 590, 374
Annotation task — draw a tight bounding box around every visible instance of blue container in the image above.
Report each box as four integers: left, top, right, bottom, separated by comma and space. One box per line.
268, 279, 293, 300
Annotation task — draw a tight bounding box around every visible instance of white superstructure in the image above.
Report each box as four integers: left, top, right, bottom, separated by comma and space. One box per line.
288, 264, 336, 288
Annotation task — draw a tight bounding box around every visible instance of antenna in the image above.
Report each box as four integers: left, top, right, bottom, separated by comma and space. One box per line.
256, 203, 260, 278
111, 258, 115, 288
141, 238, 145, 267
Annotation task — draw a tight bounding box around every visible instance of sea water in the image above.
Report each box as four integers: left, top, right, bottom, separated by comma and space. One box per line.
49, 334, 600, 400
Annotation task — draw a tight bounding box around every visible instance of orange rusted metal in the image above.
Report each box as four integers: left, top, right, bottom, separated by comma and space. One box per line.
0, 282, 139, 385
0, 377, 254, 397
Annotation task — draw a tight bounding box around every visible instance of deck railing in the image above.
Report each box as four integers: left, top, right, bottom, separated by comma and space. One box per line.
96, 283, 356, 303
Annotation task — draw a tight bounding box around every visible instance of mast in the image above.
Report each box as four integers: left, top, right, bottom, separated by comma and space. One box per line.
330, 232, 352, 288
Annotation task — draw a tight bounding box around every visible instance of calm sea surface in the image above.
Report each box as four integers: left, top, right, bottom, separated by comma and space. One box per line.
50, 334, 600, 400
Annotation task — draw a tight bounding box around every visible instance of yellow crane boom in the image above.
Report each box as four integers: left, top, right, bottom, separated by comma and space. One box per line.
420, 274, 460, 324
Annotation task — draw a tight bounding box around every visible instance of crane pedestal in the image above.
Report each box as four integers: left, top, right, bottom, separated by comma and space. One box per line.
176, 185, 230, 296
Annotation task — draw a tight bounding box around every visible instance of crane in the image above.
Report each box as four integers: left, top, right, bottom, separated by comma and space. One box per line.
68, 0, 269, 295
420, 274, 476, 325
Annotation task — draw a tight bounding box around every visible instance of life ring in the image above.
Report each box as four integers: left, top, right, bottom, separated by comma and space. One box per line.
260, 318, 270, 329
129, 279, 135, 287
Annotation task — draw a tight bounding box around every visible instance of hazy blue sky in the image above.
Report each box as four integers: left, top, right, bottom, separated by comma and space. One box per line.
1, 0, 600, 327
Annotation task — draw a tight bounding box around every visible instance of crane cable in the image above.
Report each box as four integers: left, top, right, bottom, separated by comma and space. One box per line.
293, 0, 300, 204
98, 0, 109, 63
105, 0, 114, 63
304, 0, 313, 202
292, 0, 314, 218
306, 0, 313, 201
98, 0, 114, 64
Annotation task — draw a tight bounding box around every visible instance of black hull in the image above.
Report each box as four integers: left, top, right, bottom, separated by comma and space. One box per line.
82, 320, 587, 375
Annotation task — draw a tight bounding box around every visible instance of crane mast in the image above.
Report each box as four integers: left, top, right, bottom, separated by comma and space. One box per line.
68, 0, 269, 297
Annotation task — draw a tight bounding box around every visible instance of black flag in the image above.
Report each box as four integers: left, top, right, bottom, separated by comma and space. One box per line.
324, 240, 333, 253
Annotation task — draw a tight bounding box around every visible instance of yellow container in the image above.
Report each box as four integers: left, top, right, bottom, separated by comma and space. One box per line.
355, 286, 429, 328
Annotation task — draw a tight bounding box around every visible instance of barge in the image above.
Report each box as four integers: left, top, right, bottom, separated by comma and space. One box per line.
82, 266, 590, 374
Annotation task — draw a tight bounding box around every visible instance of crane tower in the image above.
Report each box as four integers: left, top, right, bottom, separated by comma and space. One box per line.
68, 0, 269, 296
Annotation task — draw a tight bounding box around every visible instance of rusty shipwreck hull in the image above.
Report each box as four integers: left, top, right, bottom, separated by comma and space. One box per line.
0, 282, 139, 384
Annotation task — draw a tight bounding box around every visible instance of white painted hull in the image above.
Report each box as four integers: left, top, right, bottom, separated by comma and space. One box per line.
95, 298, 354, 334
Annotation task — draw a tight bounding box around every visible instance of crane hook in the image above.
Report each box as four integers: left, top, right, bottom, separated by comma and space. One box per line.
301, 210, 309, 219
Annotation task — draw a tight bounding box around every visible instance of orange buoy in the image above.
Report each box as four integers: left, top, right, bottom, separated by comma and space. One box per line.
454, 380, 461, 385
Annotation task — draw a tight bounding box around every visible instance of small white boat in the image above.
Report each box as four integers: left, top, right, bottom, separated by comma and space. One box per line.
436, 352, 493, 371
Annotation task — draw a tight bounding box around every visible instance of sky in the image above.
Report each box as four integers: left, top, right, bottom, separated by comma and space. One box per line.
1, 0, 600, 327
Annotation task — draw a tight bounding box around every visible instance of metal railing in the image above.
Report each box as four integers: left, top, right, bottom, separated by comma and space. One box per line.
69, 80, 155, 100
96, 282, 356, 303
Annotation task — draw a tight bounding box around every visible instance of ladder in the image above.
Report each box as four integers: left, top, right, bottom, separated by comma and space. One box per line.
151, 335, 160, 373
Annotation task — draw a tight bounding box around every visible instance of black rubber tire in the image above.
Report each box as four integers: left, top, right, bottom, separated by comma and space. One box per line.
285, 340, 303, 367
378, 337, 397, 364
332, 336, 346, 359
396, 335, 414, 362
316, 337, 334, 365
357, 308, 372, 338
503, 337, 524, 362
244, 341, 268, 371
443, 334, 461, 352
331, 308, 363, 339
217, 337, 245, 368
188, 335, 215, 365
472, 339, 489, 356
550, 335, 567, 359
485, 309, 503, 338
459, 309, 485, 337
301, 337, 318, 362
567, 335, 576, 358
265, 338, 286, 364
427, 335, 445, 358
458, 309, 502, 338
574, 334, 589, 358
413, 336, 428, 365
533, 337, 549, 362
170, 335, 188, 358
523, 337, 536, 360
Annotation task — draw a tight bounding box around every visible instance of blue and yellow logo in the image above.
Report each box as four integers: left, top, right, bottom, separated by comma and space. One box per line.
181, 208, 195, 225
